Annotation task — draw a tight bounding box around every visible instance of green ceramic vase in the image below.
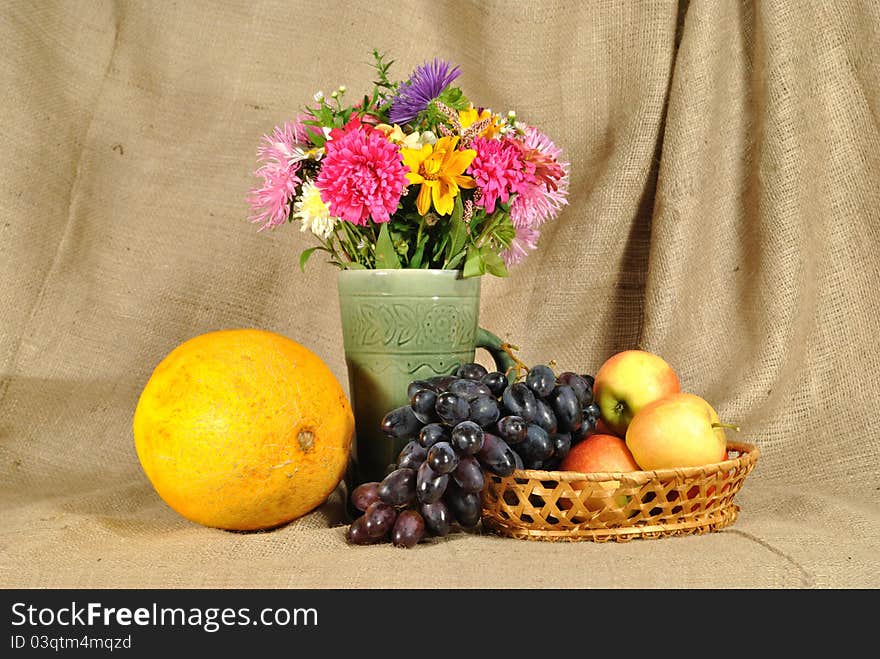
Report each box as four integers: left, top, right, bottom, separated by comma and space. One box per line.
337, 269, 514, 485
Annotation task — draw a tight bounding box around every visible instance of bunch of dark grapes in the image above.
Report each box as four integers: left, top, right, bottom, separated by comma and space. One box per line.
346, 360, 601, 547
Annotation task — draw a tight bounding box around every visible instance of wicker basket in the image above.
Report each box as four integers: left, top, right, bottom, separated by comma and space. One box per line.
481, 440, 759, 542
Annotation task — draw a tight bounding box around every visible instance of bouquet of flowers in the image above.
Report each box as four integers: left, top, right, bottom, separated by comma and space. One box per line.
247, 50, 570, 278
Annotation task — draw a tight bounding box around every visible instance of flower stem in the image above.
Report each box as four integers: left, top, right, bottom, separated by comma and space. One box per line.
474, 210, 504, 248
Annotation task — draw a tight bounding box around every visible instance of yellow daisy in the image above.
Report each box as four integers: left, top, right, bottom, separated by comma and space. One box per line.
401, 136, 476, 216
459, 106, 501, 139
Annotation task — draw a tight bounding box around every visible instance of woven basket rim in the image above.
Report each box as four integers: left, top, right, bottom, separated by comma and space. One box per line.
506, 440, 759, 484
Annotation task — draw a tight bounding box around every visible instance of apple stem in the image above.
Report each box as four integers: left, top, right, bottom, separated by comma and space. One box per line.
712, 422, 741, 432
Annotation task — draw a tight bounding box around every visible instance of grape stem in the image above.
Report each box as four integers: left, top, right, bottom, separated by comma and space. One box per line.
500, 343, 530, 381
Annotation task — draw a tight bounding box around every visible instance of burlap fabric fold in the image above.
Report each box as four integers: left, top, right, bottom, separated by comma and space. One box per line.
1, 0, 878, 588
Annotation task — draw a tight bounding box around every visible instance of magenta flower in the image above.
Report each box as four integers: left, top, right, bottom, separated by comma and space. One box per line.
501, 224, 539, 267
248, 122, 303, 230
316, 119, 409, 225
468, 137, 536, 214
510, 125, 569, 229
389, 58, 461, 125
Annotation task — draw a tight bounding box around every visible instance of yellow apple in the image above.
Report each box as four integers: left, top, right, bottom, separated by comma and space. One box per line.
625, 393, 733, 470
593, 349, 681, 437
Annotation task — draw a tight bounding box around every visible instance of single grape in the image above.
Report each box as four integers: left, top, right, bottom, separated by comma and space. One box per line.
363, 501, 397, 538
496, 415, 528, 445
418, 423, 448, 449
512, 449, 524, 470
392, 509, 425, 548
525, 364, 556, 398
451, 420, 485, 455
548, 385, 583, 433
421, 500, 452, 537
570, 422, 593, 444
501, 382, 537, 422
351, 481, 381, 513
435, 391, 470, 427
551, 432, 572, 462
397, 453, 422, 471
410, 389, 438, 423
581, 374, 595, 391
346, 516, 378, 545
407, 379, 438, 399
533, 398, 558, 434
427, 441, 459, 475
427, 375, 459, 392
377, 467, 417, 507
453, 455, 485, 494
476, 432, 517, 477
448, 378, 493, 401
456, 362, 489, 381
481, 371, 508, 398
557, 372, 592, 407
583, 402, 602, 428
445, 483, 482, 528
519, 424, 554, 463
526, 459, 545, 470
397, 440, 427, 470
417, 461, 449, 504
380, 405, 423, 440
469, 395, 500, 428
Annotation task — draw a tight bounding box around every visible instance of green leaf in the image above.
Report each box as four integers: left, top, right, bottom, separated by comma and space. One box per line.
299, 247, 319, 273
374, 223, 401, 269
447, 195, 467, 258
438, 86, 470, 111
301, 118, 327, 147
462, 245, 485, 278
480, 246, 508, 277
410, 233, 428, 269
343, 261, 366, 270
432, 233, 450, 260
444, 251, 465, 271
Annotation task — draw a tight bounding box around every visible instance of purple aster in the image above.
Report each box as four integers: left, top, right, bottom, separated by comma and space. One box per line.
389, 58, 461, 125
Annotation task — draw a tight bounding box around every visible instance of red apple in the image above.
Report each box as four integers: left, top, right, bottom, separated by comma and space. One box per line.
593, 350, 681, 437
561, 434, 640, 515
625, 393, 732, 470
561, 434, 640, 473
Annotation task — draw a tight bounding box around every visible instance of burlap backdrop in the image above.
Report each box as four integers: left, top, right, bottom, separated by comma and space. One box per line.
1, 0, 878, 588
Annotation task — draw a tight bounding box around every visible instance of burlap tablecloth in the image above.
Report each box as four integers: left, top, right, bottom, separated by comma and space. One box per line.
1, 0, 878, 589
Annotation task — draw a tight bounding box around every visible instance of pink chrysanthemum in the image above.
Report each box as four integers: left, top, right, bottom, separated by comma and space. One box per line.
316, 120, 409, 225
248, 122, 303, 230
501, 224, 540, 267
510, 125, 570, 229
468, 137, 536, 214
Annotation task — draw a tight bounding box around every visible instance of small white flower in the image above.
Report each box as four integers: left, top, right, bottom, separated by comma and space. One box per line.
313, 90, 324, 102
292, 180, 338, 240
338, 85, 347, 93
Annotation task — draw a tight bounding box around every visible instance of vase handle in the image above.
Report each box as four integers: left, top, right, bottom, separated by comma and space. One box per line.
475, 327, 518, 383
